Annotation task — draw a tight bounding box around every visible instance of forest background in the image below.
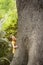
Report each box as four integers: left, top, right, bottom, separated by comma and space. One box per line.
0, 0, 18, 65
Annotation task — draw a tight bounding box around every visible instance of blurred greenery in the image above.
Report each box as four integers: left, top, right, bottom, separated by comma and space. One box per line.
1, 0, 18, 39
0, 32, 13, 65
0, 0, 18, 65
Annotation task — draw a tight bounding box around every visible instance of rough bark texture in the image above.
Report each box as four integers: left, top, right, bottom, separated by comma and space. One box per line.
10, 0, 43, 65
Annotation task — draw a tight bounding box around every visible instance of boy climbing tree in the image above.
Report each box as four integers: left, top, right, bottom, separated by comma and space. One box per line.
10, 35, 18, 54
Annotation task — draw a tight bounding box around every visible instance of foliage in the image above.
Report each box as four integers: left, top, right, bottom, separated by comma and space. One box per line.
0, 37, 13, 65
0, 31, 13, 65
0, 30, 6, 38
0, 0, 17, 65
0, 0, 16, 19
0, 0, 18, 39
2, 9, 18, 39
0, 57, 10, 65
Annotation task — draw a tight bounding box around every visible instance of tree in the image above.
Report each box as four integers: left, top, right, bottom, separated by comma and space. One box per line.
10, 0, 43, 65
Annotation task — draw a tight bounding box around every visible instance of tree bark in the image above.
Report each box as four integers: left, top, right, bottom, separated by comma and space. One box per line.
10, 0, 43, 65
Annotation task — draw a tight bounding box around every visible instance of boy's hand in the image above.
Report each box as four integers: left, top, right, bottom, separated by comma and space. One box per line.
14, 45, 18, 49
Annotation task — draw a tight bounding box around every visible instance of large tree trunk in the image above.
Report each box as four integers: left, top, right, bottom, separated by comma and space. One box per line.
10, 0, 43, 65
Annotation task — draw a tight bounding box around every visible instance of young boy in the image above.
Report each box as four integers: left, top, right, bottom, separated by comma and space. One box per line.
10, 35, 18, 54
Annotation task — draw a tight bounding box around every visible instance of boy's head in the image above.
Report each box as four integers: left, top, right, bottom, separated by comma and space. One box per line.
10, 35, 16, 42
